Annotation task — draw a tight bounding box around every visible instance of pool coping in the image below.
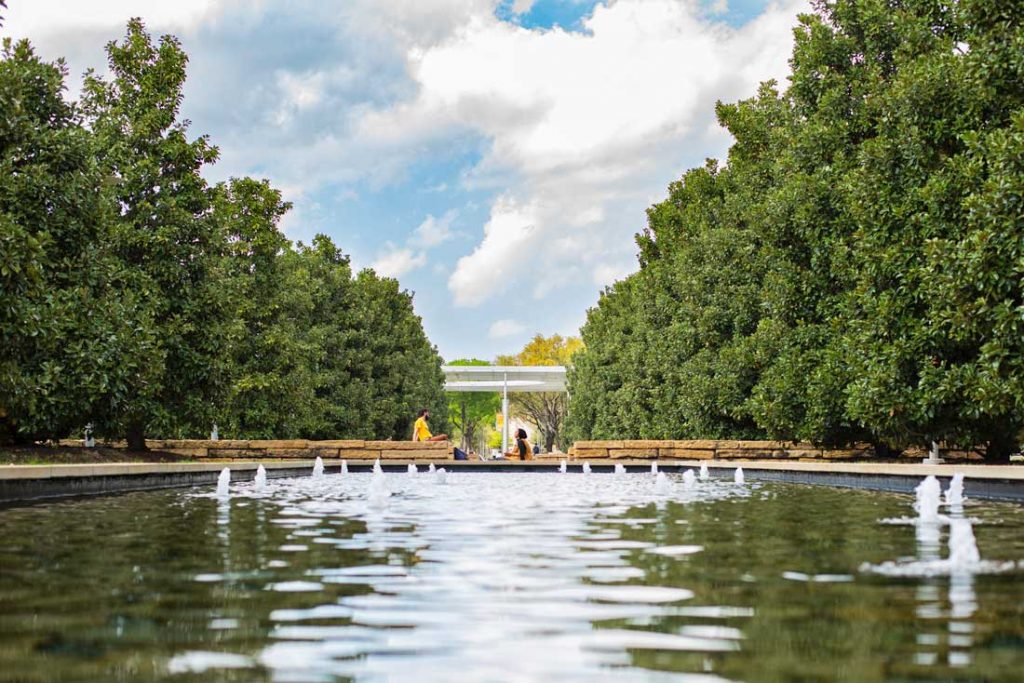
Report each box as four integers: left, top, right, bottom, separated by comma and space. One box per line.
1, 459, 1022, 504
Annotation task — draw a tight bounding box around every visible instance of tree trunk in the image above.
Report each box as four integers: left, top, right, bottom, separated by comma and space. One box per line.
461, 401, 468, 451
985, 428, 1018, 463
512, 392, 566, 454
871, 441, 901, 459
126, 421, 148, 452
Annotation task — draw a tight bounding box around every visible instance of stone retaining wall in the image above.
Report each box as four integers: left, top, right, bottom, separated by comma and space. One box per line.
61, 439, 454, 461
567, 440, 980, 461
56, 438, 981, 462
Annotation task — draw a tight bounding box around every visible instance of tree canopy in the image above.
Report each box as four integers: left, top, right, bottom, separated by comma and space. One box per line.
567, 0, 1024, 460
498, 334, 581, 450
445, 359, 500, 453
0, 21, 446, 446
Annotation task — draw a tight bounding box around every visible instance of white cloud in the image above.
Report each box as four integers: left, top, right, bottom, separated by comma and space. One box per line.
272, 69, 326, 125
510, 0, 536, 14
3, 0, 810, 355
708, 0, 730, 16
364, 0, 806, 307
448, 196, 538, 307
4, 0, 224, 35
489, 318, 526, 339
593, 262, 634, 286
366, 209, 459, 281
338, 0, 496, 50
371, 246, 427, 278
413, 209, 458, 247
7, 2, 804, 306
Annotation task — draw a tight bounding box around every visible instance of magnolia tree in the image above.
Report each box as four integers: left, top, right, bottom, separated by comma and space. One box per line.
0, 20, 447, 447
568, 0, 1024, 460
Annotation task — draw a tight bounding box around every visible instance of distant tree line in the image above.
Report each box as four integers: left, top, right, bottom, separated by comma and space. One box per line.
0, 20, 447, 448
446, 358, 500, 454
497, 334, 581, 451
567, 0, 1024, 460
446, 335, 582, 453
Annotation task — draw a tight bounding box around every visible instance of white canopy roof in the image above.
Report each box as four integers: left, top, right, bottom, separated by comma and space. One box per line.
442, 365, 567, 393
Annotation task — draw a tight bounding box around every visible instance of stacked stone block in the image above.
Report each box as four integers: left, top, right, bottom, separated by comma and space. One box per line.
118, 439, 453, 460
567, 440, 977, 461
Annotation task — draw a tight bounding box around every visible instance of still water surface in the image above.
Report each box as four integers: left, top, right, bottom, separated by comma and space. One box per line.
1, 470, 1023, 682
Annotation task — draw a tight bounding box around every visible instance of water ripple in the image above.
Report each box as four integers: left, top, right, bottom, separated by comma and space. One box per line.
219, 471, 755, 681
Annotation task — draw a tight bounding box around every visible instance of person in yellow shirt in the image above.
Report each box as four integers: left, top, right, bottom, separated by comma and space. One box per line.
412, 408, 447, 442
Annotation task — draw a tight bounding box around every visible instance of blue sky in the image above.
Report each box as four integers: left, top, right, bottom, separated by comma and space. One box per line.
504, 0, 776, 30
3, 0, 806, 361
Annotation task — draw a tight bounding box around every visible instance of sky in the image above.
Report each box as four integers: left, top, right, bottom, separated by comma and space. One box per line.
2, 0, 808, 362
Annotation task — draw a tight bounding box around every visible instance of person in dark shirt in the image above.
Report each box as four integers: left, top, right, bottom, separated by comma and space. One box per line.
504, 428, 533, 461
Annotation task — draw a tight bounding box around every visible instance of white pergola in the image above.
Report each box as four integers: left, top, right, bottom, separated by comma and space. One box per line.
442, 365, 567, 453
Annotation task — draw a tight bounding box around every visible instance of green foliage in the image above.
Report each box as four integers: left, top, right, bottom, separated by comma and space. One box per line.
326, 258, 447, 440
215, 177, 313, 438
0, 38, 153, 443
446, 359, 499, 452
0, 22, 446, 445
568, 0, 1024, 459
220, 225, 447, 441
81, 19, 228, 446
498, 333, 581, 450
495, 334, 582, 367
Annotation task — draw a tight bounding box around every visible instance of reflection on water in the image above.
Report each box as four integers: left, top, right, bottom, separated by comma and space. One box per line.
1, 472, 1023, 682
913, 510, 980, 671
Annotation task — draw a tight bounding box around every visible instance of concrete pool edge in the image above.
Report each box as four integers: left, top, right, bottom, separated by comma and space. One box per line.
1, 459, 1022, 504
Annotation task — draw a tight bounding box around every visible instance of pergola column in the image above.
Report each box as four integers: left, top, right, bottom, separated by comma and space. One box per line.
502, 372, 509, 454
441, 365, 567, 457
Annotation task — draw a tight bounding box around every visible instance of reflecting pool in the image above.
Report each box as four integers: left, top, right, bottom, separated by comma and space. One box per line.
1, 470, 1023, 681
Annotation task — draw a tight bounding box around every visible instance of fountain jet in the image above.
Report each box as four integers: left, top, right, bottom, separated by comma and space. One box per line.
312, 456, 324, 477
699, 463, 709, 481
254, 465, 267, 491
734, 467, 744, 485
914, 475, 942, 523
216, 468, 231, 497
945, 472, 966, 506
948, 518, 981, 567
368, 467, 391, 508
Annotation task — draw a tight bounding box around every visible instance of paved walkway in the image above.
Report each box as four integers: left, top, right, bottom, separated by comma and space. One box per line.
687, 459, 1024, 481
1, 459, 1021, 480
0, 460, 314, 479
2, 458, 1022, 504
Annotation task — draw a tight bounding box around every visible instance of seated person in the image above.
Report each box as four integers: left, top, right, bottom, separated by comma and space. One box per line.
412, 409, 448, 442
504, 428, 534, 461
